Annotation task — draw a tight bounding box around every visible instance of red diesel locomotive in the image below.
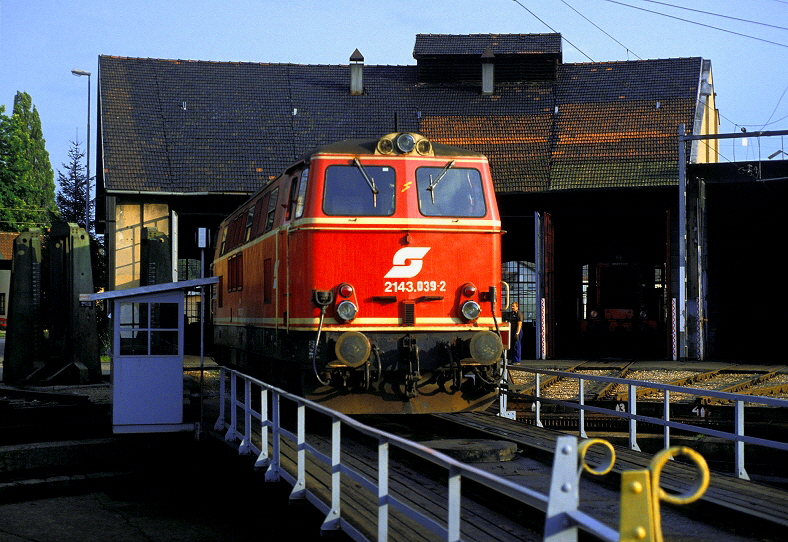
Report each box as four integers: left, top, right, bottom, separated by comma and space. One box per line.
212, 133, 508, 414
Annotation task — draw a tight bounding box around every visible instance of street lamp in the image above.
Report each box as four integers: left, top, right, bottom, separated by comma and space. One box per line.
71, 68, 91, 231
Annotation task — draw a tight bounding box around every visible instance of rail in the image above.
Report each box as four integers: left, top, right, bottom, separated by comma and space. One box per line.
506, 366, 788, 480
213, 367, 627, 541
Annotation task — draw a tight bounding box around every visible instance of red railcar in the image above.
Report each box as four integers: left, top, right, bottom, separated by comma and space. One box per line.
212, 133, 507, 413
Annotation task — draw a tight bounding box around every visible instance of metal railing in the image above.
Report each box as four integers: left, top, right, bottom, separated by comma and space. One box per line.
506, 366, 788, 479
213, 367, 621, 542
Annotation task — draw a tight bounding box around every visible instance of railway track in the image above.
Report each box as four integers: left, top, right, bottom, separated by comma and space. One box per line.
508, 361, 788, 404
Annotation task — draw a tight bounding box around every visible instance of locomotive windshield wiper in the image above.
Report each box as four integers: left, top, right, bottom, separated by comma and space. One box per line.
426, 160, 455, 204
353, 157, 379, 207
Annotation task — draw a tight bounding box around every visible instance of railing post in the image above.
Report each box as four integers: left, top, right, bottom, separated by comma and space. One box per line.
499, 371, 516, 419
579, 378, 587, 439
544, 435, 579, 542
225, 371, 240, 442
239, 378, 252, 454
214, 367, 227, 431
377, 438, 390, 541
628, 384, 641, 452
265, 391, 281, 482
290, 400, 307, 499
663, 390, 671, 451
255, 386, 270, 468
734, 399, 750, 480
535, 373, 543, 428
322, 417, 342, 531
447, 465, 462, 542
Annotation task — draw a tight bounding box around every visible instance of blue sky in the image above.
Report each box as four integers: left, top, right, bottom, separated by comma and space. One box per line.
1, 0, 787, 183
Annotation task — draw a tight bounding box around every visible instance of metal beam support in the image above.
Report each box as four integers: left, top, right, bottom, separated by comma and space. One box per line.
678, 124, 688, 360
677, 126, 788, 359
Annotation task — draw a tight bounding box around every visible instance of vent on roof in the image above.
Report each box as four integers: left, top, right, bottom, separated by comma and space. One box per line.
413, 34, 562, 85
481, 47, 494, 95
350, 49, 364, 96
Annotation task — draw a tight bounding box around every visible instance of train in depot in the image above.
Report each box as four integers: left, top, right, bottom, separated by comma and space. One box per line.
580, 261, 666, 358
211, 133, 509, 414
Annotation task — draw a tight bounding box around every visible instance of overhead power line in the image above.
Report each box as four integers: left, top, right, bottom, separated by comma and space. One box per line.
511, 0, 596, 61
758, 84, 788, 130
602, 0, 788, 48
558, 0, 643, 59
632, 0, 788, 32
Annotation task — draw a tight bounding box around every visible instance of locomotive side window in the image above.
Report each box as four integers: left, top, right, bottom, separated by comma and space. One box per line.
251, 195, 267, 238
244, 205, 256, 242
219, 226, 228, 255
416, 166, 486, 217
228, 253, 243, 291
286, 176, 298, 220
265, 187, 279, 232
293, 168, 309, 219
323, 165, 396, 216
225, 214, 246, 252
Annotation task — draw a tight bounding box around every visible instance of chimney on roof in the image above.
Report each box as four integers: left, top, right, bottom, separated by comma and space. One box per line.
481, 47, 495, 95
350, 49, 364, 95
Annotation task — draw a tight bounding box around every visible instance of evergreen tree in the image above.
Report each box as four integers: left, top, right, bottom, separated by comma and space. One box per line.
0, 92, 57, 231
0, 105, 19, 231
56, 140, 90, 227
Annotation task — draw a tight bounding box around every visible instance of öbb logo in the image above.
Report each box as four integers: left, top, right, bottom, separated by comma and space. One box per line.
384, 247, 431, 279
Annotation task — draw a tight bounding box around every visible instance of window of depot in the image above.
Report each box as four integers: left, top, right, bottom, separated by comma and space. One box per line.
118, 301, 180, 356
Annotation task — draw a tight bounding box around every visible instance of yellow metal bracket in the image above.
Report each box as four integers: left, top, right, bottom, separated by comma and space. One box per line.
619, 446, 710, 542
578, 437, 616, 476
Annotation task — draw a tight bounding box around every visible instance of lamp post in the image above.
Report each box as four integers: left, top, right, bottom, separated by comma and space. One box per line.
71, 69, 91, 231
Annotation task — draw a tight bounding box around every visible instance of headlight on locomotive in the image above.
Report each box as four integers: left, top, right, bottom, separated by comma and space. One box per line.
336, 300, 358, 322
460, 300, 481, 322
376, 133, 434, 156
395, 132, 416, 153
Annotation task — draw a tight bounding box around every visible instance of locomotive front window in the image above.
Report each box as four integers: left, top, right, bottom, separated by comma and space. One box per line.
416, 166, 486, 217
323, 165, 396, 216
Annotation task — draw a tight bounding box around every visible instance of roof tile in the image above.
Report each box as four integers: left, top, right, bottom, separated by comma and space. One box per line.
98, 37, 704, 195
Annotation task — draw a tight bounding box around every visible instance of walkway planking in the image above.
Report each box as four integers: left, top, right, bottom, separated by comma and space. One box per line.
218, 424, 542, 541
435, 411, 788, 537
